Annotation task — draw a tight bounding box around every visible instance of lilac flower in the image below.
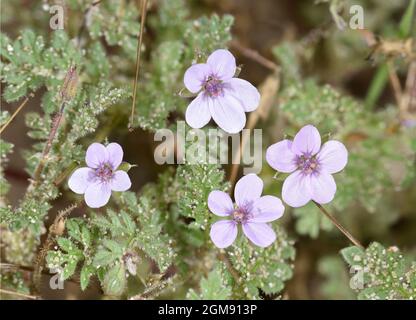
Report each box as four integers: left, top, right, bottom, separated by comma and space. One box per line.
208, 174, 284, 248
184, 49, 260, 134
68, 142, 131, 208
266, 125, 348, 208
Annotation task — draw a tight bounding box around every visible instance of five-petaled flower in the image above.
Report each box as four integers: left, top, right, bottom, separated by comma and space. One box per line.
266, 125, 348, 208
184, 49, 260, 134
208, 174, 284, 248
68, 142, 132, 208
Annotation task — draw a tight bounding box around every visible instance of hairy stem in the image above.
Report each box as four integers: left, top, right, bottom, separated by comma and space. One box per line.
33, 102, 66, 181
217, 251, 240, 284
33, 65, 78, 182
32, 203, 78, 293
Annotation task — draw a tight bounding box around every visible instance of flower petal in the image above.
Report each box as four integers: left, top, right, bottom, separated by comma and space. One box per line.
282, 170, 312, 207
242, 222, 276, 247
209, 94, 246, 134
210, 220, 238, 248
234, 173, 263, 208
251, 195, 285, 223
106, 143, 123, 169
292, 125, 321, 156
185, 92, 212, 129
225, 78, 260, 112
184, 63, 211, 93
68, 167, 94, 194
207, 49, 236, 81
208, 191, 234, 216
86, 143, 108, 168
317, 140, 348, 174
309, 172, 337, 204
111, 171, 131, 192
266, 139, 297, 173
84, 182, 112, 208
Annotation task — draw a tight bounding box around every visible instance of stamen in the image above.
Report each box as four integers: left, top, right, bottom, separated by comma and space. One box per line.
296, 154, 320, 175
204, 76, 223, 97
232, 206, 251, 223
95, 162, 114, 183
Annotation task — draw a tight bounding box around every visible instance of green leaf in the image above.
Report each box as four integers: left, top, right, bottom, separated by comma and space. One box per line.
272, 41, 300, 83
340, 246, 365, 266
116, 190, 176, 272
66, 219, 82, 242
341, 242, 416, 299
57, 237, 81, 255
399, 0, 416, 38
102, 263, 127, 296
93, 248, 120, 267
364, 65, 388, 110
358, 287, 389, 300
103, 239, 124, 256
81, 226, 91, 247
187, 266, 232, 300
119, 211, 136, 235
80, 264, 94, 291
228, 225, 295, 299
62, 257, 79, 280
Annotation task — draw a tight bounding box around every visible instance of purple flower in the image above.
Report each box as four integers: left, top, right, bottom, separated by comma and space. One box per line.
266, 125, 348, 208
208, 174, 284, 248
184, 49, 260, 134
68, 142, 131, 208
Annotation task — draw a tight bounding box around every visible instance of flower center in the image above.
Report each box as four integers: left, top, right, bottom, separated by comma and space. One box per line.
296, 154, 320, 175
232, 206, 251, 224
204, 76, 223, 97
95, 162, 114, 183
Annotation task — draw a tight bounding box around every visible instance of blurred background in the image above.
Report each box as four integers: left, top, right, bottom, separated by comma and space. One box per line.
1, 0, 415, 299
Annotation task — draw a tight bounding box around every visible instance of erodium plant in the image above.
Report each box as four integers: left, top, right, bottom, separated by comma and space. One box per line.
68, 142, 132, 208
184, 49, 260, 133
0, 0, 415, 300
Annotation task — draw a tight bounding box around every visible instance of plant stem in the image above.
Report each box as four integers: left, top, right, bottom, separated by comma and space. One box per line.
33, 65, 78, 182
217, 251, 240, 284
128, 0, 148, 131
75, 0, 102, 48
32, 203, 78, 293
33, 101, 66, 181
53, 161, 78, 186
404, 61, 416, 114
129, 267, 175, 300
387, 60, 406, 120
0, 288, 39, 300
230, 40, 280, 72
0, 94, 33, 135
387, 61, 403, 103
313, 201, 364, 249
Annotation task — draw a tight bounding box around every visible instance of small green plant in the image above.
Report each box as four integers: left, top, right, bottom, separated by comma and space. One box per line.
0, 0, 415, 300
